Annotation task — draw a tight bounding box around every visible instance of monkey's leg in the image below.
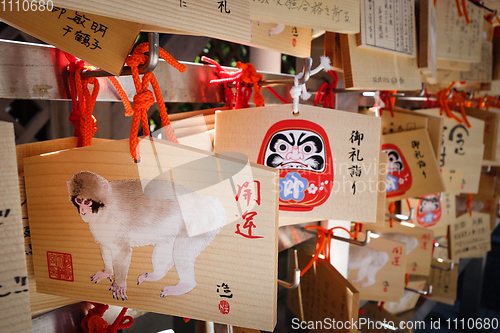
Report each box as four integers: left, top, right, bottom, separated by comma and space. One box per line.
160, 228, 219, 297
360, 266, 378, 288
110, 246, 132, 301
91, 244, 113, 283
137, 241, 174, 285
351, 265, 368, 283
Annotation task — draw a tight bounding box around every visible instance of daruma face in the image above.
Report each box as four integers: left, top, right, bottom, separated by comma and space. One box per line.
416, 194, 442, 227
382, 143, 412, 198
258, 120, 333, 211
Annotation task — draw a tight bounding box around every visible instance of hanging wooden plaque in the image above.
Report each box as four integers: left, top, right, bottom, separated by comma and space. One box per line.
426, 258, 458, 305
214, 104, 382, 225
449, 212, 491, 260
324, 32, 343, 72
0, 7, 140, 76
24, 138, 279, 331
340, 33, 422, 90
457, 193, 498, 231
381, 128, 445, 201
249, 0, 360, 34
437, 41, 493, 83
418, 0, 438, 84
380, 111, 429, 135
52, 0, 251, 44
367, 223, 433, 276
464, 107, 499, 161
357, 0, 416, 57
436, 0, 483, 62
383, 278, 427, 314
147, 23, 311, 58
418, 108, 485, 193
0, 122, 32, 332
392, 107, 444, 160
288, 251, 360, 333
347, 233, 406, 302
16, 137, 110, 316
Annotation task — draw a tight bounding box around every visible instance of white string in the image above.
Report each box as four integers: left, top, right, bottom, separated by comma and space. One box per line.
291, 56, 333, 114
374, 90, 384, 117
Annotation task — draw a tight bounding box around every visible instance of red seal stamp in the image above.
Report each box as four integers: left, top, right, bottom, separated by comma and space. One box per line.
219, 300, 230, 314
292, 38, 297, 47
47, 251, 74, 282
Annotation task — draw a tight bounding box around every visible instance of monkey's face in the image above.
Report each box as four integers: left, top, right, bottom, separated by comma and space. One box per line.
74, 197, 93, 222
68, 171, 107, 223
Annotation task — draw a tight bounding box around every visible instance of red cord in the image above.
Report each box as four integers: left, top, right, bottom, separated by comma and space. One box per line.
65, 52, 99, 147
314, 70, 339, 109
300, 226, 354, 276
265, 87, 289, 104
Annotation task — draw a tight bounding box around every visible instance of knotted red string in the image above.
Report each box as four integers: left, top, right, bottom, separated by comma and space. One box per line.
202, 56, 242, 109
436, 82, 464, 124
379, 302, 385, 312
380, 91, 395, 117
466, 193, 473, 217
452, 90, 471, 128
266, 86, 289, 104
421, 88, 436, 109
65, 53, 99, 147
389, 201, 396, 227
300, 225, 354, 276
202, 56, 264, 109
111, 43, 185, 161
237, 62, 265, 107
81, 303, 133, 333
314, 70, 338, 109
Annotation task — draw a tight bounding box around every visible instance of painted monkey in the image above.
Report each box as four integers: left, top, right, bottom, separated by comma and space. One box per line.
348, 246, 389, 288
67, 171, 225, 300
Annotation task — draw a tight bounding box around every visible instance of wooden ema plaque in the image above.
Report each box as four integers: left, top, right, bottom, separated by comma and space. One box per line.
418, 0, 438, 84
0, 6, 140, 76
214, 104, 382, 225
436, 0, 483, 62
53, 0, 251, 44
357, 0, 416, 57
347, 233, 406, 302
391, 106, 444, 160
250, 0, 360, 34
24, 138, 279, 331
380, 110, 429, 135
426, 258, 458, 305
464, 107, 499, 161
146, 22, 312, 58
367, 223, 433, 276
288, 251, 360, 333
340, 33, 422, 90
438, 41, 493, 83
418, 108, 485, 194
402, 168, 462, 237
383, 278, 427, 315
16, 138, 111, 316
449, 212, 491, 260
0, 122, 32, 332
381, 128, 445, 201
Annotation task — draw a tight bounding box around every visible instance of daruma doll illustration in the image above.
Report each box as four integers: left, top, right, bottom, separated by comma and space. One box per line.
416, 194, 442, 227
257, 119, 333, 211
381, 143, 412, 198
